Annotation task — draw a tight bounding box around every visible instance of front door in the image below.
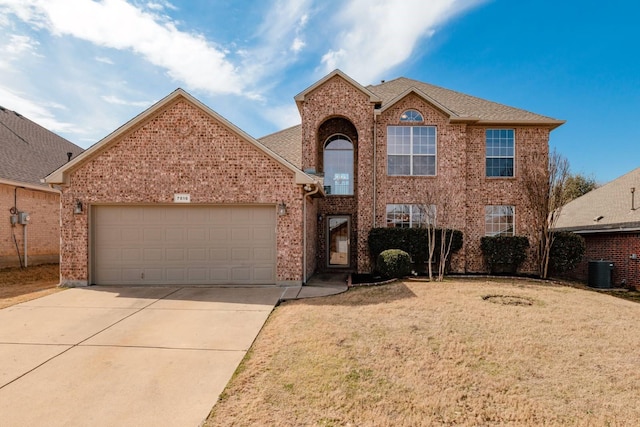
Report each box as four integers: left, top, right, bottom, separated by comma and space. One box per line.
328, 216, 350, 267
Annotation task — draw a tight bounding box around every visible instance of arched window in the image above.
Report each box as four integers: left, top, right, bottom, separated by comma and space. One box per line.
400, 109, 423, 122
323, 135, 353, 195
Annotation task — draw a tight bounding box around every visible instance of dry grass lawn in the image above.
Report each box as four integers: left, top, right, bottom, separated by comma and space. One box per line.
206, 279, 640, 426
0, 264, 61, 309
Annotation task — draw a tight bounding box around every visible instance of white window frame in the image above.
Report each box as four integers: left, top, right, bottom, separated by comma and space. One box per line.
485, 129, 515, 178
485, 205, 515, 236
387, 125, 437, 176
386, 204, 436, 228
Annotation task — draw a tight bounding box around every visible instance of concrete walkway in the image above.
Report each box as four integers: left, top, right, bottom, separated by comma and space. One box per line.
0, 279, 347, 426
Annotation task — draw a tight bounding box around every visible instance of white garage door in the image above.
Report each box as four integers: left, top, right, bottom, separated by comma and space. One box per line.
92, 205, 276, 285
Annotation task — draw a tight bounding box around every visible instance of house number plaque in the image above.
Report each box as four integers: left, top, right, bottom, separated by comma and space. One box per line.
173, 193, 191, 203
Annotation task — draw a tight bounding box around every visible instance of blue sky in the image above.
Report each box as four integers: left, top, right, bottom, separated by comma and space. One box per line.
0, 0, 638, 184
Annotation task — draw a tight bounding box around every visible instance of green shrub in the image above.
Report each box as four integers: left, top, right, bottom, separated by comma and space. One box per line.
377, 249, 411, 279
368, 227, 463, 265
480, 236, 530, 274
549, 232, 586, 273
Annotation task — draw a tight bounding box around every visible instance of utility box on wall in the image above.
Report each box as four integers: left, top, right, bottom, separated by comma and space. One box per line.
588, 260, 614, 289
18, 211, 30, 225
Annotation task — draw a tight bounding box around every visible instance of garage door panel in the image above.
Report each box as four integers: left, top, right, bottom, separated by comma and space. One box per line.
231, 228, 250, 241
188, 268, 207, 281
122, 248, 141, 261
187, 248, 207, 261
254, 266, 275, 281
166, 248, 185, 261
143, 248, 162, 261
231, 267, 251, 281
210, 268, 229, 281
165, 228, 184, 241
187, 228, 207, 241
122, 268, 143, 282
210, 248, 228, 261
254, 247, 274, 262
93, 205, 276, 285
166, 268, 185, 281
143, 228, 163, 241
121, 208, 143, 222
143, 268, 163, 281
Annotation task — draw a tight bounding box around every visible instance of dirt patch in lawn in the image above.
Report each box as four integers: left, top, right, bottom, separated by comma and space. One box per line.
206, 278, 640, 426
0, 264, 61, 309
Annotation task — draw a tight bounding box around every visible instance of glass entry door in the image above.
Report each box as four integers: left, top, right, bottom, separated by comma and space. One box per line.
328, 216, 350, 267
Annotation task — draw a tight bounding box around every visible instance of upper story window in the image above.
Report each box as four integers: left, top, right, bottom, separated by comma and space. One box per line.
387, 126, 436, 176
486, 129, 514, 177
400, 109, 423, 122
386, 204, 436, 228
323, 135, 353, 195
485, 205, 515, 236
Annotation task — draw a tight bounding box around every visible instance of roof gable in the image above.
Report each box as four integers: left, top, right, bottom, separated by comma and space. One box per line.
378, 87, 468, 121
294, 69, 381, 105
368, 77, 565, 128
45, 89, 316, 186
555, 167, 640, 232
0, 106, 83, 186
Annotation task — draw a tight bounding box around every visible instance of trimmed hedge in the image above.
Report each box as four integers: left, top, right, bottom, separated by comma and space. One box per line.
480, 235, 530, 274
549, 231, 586, 273
377, 249, 411, 279
368, 227, 463, 265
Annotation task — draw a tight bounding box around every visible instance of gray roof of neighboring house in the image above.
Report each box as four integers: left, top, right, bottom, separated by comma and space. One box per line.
554, 167, 640, 233
259, 72, 563, 166
0, 106, 83, 186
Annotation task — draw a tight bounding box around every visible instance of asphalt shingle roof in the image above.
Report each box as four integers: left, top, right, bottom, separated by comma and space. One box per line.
257, 125, 302, 168
367, 77, 562, 123
259, 74, 563, 166
554, 167, 640, 232
0, 106, 83, 186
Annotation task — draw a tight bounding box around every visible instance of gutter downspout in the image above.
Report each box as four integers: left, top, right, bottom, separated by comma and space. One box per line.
303, 184, 320, 284
23, 224, 27, 267
373, 109, 380, 227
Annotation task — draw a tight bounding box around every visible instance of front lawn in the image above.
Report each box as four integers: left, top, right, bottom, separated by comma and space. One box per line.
0, 264, 61, 309
206, 278, 640, 426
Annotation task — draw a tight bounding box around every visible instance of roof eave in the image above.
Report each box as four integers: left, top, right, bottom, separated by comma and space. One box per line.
554, 221, 640, 234
472, 119, 566, 130
0, 177, 60, 193
45, 89, 319, 187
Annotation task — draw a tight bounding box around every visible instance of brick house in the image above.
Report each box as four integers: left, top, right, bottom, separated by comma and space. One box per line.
45, 70, 563, 286
554, 167, 640, 289
0, 106, 83, 268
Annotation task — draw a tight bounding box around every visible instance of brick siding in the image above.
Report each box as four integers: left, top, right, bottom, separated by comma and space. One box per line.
60, 98, 305, 285
300, 77, 550, 275
0, 183, 60, 268
566, 233, 640, 289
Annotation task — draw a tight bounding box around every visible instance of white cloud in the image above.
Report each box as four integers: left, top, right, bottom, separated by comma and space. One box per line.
95, 56, 114, 65
101, 95, 153, 107
0, 0, 245, 96
261, 103, 302, 131
0, 33, 40, 68
291, 37, 305, 53
243, 0, 312, 83
0, 84, 78, 133
320, 0, 484, 83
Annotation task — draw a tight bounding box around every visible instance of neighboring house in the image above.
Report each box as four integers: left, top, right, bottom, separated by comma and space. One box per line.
45, 70, 563, 287
0, 106, 83, 268
554, 167, 640, 289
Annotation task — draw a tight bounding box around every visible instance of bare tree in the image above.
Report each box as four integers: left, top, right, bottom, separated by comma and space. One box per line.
523, 148, 570, 278
416, 196, 437, 281
436, 198, 455, 282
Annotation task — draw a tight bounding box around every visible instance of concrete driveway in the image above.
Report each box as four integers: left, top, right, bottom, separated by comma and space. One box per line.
0, 286, 285, 427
